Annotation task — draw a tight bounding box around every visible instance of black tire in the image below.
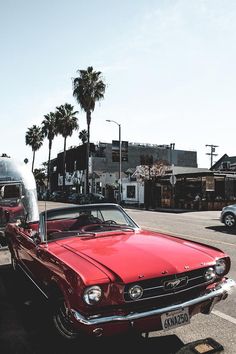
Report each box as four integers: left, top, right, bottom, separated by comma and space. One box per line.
223, 212, 236, 228
53, 299, 78, 340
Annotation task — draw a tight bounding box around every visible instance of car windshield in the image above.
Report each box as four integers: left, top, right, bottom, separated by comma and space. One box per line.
40, 204, 140, 241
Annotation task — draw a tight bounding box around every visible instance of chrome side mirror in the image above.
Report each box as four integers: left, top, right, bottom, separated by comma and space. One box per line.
32, 232, 41, 245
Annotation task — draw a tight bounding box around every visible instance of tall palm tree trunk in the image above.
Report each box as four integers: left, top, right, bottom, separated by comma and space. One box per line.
86, 111, 91, 194
47, 140, 52, 190
32, 150, 35, 172
62, 137, 67, 191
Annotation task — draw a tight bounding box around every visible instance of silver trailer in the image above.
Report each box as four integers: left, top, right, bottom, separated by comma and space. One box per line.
0, 156, 39, 248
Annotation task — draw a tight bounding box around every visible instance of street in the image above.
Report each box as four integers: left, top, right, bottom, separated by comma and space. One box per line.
0, 202, 235, 353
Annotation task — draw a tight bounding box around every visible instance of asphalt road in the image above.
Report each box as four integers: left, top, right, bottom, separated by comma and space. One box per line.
0, 202, 235, 353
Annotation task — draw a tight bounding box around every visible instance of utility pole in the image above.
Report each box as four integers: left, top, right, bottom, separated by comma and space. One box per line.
106, 120, 122, 203
205, 144, 218, 168
169, 143, 175, 165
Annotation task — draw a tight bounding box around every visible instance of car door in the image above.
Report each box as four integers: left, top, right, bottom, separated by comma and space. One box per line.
13, 224, 39, 276
13, 221, 52, 295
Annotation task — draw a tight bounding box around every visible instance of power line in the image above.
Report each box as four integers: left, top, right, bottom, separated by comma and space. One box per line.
205, 144, 218, 168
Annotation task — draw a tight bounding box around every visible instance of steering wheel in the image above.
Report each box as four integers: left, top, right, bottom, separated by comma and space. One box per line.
90, 216, 103, 224
69, 215, 102, 231
102, 220, 117, 225
80, 224, 104, 233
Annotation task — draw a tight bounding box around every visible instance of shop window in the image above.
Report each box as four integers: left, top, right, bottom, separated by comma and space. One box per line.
127, 185, 135, 199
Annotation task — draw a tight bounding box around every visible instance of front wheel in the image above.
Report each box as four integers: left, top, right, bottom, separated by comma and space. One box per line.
53, 299, 78, 340
223, 213, 236, 228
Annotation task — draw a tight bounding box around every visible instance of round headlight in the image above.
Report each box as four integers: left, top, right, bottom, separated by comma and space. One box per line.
83, 286, 102, 305
128, 285, 143, 300
204, 267, 216, 281
215, 259, 227, 275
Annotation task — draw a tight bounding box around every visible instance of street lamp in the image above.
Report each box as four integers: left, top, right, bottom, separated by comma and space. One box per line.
106, 119, 122, 203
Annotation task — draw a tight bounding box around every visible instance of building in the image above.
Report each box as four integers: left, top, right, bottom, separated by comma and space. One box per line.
91, 142, 197, 173
49, 142, 198, 196
139, 165, 236, 211
211, 154, 236, 173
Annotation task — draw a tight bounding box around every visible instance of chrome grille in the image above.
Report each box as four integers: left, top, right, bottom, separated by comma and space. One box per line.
124, 267, 214, 302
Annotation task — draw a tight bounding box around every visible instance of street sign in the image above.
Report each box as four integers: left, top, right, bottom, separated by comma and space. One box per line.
112, 140, 128, 162
170, 175, 177, 186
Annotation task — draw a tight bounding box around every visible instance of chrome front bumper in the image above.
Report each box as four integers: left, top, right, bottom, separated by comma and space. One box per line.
71, 278, 235, 326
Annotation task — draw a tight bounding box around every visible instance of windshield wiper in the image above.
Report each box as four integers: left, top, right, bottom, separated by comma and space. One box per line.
71, 223, 135, 238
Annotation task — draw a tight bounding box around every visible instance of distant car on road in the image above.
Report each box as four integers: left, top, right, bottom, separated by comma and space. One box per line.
220, 203, 236, 228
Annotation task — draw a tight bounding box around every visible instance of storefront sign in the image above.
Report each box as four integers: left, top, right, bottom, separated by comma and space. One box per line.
206, 176, 215, 191
112, 141, 128, 162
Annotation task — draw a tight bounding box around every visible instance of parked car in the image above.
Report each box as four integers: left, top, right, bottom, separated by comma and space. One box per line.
78, 193, 108, 204
5, 203, 235, 340
38, 190, 51, 201
49, 190, 68, 202
220, 203, 236, 228
66, 192, 82, 204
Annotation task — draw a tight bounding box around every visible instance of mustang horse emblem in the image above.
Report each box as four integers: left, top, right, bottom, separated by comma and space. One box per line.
164, 277, 188, 290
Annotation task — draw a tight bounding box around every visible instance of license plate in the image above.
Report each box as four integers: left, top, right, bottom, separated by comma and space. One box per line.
161, 307, 190, 331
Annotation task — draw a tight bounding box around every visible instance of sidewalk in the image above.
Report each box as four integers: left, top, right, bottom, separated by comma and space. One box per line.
0, 247, 10, 266
125, 205, 196, 213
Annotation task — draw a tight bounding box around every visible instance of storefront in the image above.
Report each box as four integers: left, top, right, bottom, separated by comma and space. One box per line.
144, 166, 236, 210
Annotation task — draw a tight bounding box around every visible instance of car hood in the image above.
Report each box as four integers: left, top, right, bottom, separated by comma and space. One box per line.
223, 204, 236, 210
58, 230, 224, 283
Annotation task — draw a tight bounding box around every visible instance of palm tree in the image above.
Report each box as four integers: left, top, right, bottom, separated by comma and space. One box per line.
55, 103, 79, 190
34, 167, 46, 188
25, 125, 44, 172
41, 112, 57, 190
72, 66, 106, 194
79, 129, 88, 144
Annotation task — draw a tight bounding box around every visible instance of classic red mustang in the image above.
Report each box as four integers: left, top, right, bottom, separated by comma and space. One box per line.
5, 203, 235, 340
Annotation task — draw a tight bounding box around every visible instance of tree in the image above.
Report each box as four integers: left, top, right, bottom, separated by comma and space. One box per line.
41, 112, 57, 190
55, 103, 79, 190
34, 168, 46, 187
79, 129, 88, 144
133, 160, 170, 181
25, 125, 44, 172
72, 66, 106, 194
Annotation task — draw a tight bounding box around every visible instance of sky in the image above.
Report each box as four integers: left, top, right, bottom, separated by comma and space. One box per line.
1, 0, 236, 170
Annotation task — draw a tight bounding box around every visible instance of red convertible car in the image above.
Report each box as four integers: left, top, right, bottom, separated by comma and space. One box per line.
5, 203, 235, 340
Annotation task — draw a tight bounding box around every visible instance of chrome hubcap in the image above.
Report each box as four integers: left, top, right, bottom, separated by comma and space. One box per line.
225, 214, 235, 227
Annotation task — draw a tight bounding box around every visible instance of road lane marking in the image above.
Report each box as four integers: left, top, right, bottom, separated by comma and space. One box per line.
142, 226, 236, 247
212, 310, 236, 325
